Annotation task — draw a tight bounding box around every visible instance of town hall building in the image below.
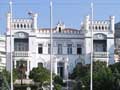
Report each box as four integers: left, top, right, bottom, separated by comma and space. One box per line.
6, 12, 115, 79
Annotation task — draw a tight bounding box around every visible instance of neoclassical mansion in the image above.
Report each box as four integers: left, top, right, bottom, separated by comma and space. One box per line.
6, 12, 115, 79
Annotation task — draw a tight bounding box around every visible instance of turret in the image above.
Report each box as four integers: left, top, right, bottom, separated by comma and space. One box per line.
32, 13, 38, 31
110, 16, 115, 33
7, 12, 11, 30
84, 15, 90, 31
56, 21, 65, 32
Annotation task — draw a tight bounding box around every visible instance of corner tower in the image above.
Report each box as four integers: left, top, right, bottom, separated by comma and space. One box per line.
83, 16, 115, 65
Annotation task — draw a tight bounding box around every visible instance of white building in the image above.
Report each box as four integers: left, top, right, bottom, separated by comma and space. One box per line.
6, 12, 115, 79
83, 15, 115, 65
0, 35, 6, 72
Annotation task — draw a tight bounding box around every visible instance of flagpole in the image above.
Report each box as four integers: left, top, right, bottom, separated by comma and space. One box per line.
9, 0, 13, 90
90, 1, 93, 90
50, 0, 53, 90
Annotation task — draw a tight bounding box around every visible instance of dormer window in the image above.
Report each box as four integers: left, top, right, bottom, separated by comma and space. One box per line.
59, 27, 62, 32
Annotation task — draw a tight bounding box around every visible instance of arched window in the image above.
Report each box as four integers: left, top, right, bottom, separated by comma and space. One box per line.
93, 33, 107, 40
24, 24, 26, 29
59, 27, 62, 32
27, 24, 29, 28
105, 26, 107, 30
102, 26, 104, 30
95, 26, 97, 30
17, 24, 19, 28
14, 32, 28, 38
99, 26, 101, 30
21, 24, 23, 28
14, 32, 29, 51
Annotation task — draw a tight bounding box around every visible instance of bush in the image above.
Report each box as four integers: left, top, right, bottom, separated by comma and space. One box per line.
54, 84, 62, 90
54, 75, 63, 86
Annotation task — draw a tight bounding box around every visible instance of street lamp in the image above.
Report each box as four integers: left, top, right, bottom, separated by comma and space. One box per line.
90, 1, 94, 90
50, 0, 53, 90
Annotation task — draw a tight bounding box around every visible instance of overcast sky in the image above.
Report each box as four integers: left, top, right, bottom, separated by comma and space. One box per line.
0, 0, 120, 34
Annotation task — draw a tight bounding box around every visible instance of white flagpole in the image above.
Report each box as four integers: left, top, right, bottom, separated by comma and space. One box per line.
50, 0, 53, 90
9, 0, 13, 90
90, 1, 94, 90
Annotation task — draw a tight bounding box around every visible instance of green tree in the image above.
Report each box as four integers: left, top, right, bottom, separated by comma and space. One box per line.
54, 75, 63, 86
72, 61, 120, 90
29, 66, 50, 88
109, 62, 120, 90
0, 69, 19, 90
53, 75, 63, 90
71, 64, 90, 79
54, 84, 62, 90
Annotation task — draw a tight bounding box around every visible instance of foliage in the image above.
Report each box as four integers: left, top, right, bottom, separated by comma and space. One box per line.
71, 61, 120, 90
54, 75, 63, 86
1, 69, 11, 84
71, 64, 90, 79
29, 66, 50, 87
13, 69, 19, 81
0, 69, 19, 90
54, 84, 62, 90
109, 62, 120, 73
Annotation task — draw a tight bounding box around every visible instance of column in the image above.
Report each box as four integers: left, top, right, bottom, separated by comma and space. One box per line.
26, 60, 30, 79
53, 58, 57, 75
64, 57, 68, 80
14, 60, 16, 68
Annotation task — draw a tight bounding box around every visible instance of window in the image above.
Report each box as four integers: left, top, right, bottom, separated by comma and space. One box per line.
38, 44, 43, 54
95, 26, 97, 30
21, 24, 23, 28
48, 44, 51, 54
59, 27, 62, 32
102, 26, 104, 30
14, 39, 29, 51
58, 44, 62, 54
67, 44, 72, 54
27, 24, 29, 28
24, 24, 26, 28
17, 24, 19, 28
77, 44, 82, 54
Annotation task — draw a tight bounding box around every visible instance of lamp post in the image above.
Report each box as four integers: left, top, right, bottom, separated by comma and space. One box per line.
9, 0, 13, 90
50, 0, 53, 90
90, 1, 94, 90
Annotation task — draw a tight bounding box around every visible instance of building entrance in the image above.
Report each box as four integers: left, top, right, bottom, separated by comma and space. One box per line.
57, 62, 64, 78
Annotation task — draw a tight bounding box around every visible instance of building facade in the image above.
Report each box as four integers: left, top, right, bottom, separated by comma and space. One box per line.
0, 35, 6, 72
114, 22, 120, 62
6, 12, 115, 79
83, 15, 115, 65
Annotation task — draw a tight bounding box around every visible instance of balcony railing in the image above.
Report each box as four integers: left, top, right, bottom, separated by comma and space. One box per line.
14, 79, 34, 85
93, 52, 109, 58
13, 51, 29, 57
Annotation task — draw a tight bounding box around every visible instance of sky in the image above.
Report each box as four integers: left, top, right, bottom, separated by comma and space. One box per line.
0, 0, 120, 34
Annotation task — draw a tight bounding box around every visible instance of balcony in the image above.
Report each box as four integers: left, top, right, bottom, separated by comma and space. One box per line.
13, 51, 30, 57
93, 52, 109, 58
